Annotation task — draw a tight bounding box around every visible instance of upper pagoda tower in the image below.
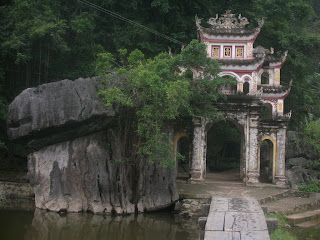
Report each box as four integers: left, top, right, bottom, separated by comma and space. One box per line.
196, 10, 290, 118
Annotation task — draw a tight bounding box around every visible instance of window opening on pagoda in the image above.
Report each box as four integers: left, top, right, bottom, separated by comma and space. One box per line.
243, 82, 250, 94
212, 46, 220, 58
224, 46, 232, 58
235, 46, 244, 58
262, 103, 273, 119
261, 72, 269, 85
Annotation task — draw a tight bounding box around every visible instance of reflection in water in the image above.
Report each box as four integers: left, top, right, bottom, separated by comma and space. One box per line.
0, 209, 202, 240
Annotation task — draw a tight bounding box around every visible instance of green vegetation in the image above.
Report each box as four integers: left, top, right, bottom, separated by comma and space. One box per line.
265, 213, 297, 240
298, 177, 320, 192
1, 0, 320, 158
97, 40, 231, 166
304, 120, 320, 153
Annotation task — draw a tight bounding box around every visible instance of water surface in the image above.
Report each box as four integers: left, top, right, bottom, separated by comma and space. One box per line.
0, 209, 203, 240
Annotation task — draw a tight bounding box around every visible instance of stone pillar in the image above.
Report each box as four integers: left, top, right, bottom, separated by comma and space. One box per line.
246, 118, 260, 185
275, 127, 287, 186
189, 116, 205, 183
240, 133, 244, 180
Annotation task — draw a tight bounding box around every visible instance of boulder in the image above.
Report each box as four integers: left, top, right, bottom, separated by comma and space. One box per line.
285, 166, 319, 189
286, 131, 318, 160
7, 77, 115, 150
27, 130, 178, 214
8, 77, 179, 214
286, 157, 310, 169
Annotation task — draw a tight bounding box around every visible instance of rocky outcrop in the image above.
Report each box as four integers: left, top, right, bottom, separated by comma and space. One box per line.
286, 131, 318, 160
8, 77, 179, 214
285, 166, 318, 189
285, 131, 319, 189
7, 77, 115, 150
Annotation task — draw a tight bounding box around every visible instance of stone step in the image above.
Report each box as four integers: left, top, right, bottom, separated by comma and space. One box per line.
258, 190, 311, 204
263, 196, 320, 215
295, 218, 320, 228
287, 209, 320, 225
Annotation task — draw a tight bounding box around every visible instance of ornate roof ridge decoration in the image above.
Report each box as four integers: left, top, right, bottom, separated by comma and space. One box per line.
196, 10, 264, 35
207, 10, 249, 29
283, 110, 292, 119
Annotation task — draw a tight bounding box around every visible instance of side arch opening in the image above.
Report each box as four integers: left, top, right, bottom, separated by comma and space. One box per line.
174, 134, 191, 179
259, 138, 275, 183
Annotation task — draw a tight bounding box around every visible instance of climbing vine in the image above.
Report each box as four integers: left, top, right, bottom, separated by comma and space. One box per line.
97, 40, 232, 167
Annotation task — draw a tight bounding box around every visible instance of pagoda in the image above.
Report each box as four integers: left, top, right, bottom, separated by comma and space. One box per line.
195, 10, 291, 118
175, 11, 292, 186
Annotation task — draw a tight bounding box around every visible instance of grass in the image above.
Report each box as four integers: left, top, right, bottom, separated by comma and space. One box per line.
265, 213, 297, 240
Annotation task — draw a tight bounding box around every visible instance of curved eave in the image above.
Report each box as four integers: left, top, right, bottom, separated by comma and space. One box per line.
199, 26, 262, 42
261, 87, 291, 100
219, 58, 265, 71
263, 51, 288, 69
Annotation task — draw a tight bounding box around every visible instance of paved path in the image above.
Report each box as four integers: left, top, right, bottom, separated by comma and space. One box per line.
204, 196, 270, 240
177, 170, 289, 201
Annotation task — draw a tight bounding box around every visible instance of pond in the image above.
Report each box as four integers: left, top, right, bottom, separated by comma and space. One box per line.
0, 208, 203, 240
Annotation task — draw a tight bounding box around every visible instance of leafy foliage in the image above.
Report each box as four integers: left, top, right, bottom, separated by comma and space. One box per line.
97, 40, 230, 166
298, 177, 320, 192
1, 0, 320, 152
304, 120, 320, 153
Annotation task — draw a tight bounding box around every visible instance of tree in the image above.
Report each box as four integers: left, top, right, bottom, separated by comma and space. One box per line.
97, 40, 231, 166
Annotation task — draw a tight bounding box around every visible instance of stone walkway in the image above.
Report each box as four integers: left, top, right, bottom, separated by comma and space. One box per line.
204, 196, 270, 240
177, 170, 289, 201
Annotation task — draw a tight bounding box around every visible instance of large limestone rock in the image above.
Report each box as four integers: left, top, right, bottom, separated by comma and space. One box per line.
8, 78, 179, 214
7, 77, 115, 150
285, 166, 319, 189
28, 131, 178, 213
286, 131, 318, 160
285, 131, 319, 189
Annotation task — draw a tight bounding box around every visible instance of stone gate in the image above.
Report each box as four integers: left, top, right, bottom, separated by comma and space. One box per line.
188, 96, 290, 186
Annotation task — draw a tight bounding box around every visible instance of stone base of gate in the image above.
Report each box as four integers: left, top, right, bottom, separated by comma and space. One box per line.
246, 170, 261, 187
188, 169, 204, 184
275, 175, 287, 188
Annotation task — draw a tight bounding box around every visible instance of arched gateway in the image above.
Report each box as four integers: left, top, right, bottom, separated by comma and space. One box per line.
176, 11, 292, 186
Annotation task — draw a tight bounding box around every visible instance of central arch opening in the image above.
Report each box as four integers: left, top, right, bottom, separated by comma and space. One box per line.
206, 120, 243, 181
